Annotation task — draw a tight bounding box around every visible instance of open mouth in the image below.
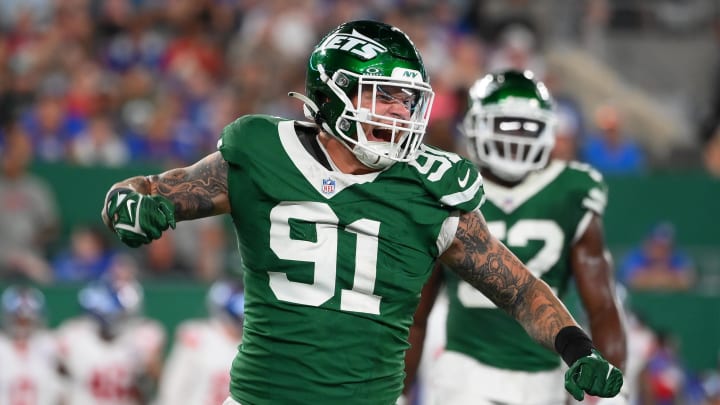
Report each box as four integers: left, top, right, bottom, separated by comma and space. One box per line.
371, 128, 393, 142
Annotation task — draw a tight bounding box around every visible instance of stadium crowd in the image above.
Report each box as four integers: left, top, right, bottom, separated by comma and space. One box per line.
1, 0, 714, 169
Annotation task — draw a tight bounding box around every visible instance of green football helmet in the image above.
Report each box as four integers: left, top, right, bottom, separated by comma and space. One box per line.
295, 20, 434, 169
462, 69, 556, 181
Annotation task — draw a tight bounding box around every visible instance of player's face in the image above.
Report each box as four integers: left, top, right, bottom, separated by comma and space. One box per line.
358, 85, 414, 143
8, 315, 37, 340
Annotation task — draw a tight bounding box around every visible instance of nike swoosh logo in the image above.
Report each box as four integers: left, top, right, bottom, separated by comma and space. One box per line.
458, 169, 470, 188
115, 192, 127, 207
126, 199, 136, 223
115, 195, 147, 237
108, 192, 127, 216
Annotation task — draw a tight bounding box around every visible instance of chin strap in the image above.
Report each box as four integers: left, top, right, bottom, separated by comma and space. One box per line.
288, 92, 319, 121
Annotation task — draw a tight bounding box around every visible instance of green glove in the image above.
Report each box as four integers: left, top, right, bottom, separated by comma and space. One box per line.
565, 349, 623, 401
105, 189, 176, 247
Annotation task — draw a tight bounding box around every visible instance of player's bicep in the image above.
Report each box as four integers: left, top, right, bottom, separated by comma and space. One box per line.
150, 151, 230, 220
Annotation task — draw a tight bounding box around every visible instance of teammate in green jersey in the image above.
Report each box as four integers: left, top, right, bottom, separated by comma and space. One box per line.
403, 70, 627, 405
100, 22, 622, 405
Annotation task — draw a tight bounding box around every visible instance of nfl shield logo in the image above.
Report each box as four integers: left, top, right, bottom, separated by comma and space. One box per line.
321, 178, 336, 194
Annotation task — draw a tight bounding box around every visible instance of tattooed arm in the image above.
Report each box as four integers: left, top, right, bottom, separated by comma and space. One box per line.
439, 209, 578, 350
101, 152, 230, 229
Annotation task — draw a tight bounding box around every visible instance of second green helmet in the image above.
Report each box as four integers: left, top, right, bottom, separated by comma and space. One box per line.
462, 69, 556, 181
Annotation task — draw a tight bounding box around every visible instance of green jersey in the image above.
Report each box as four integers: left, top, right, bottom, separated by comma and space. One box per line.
444, 160, 607, 371
217, 115, 484, 404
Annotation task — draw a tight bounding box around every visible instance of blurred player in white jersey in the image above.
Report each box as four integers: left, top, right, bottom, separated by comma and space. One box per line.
0, 285, 64, 405
157, 279, 244, 405
57, 270, 165, 405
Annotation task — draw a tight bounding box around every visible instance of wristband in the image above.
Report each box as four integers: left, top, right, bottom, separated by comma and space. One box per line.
554, 326, 594, 366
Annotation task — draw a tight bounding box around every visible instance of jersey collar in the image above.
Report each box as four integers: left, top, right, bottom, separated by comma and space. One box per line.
278, 120, 382, 199
483, 160, 566, 214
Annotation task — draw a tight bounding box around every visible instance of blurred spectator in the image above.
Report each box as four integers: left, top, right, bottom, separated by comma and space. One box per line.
0, 0, 53, 31
487, 22, 545, 78
582, 103, 646, 175
703, 361, 720, 405
703, 126, 720, 177
69, 114, 130, 167
622, 311, 659, 405
162, 3, 225, 81
0, 125, 58, 283
232, 1, 317, 64
423, 33, 487, 153
195, 89, 244, 153
619, 222, 695, 291
699, 15, 720, 149
545, 69, 587, 161
141, 231, 184, 278
51, 224, 117, 282
57, 272, 165, 405
64, 60, 108, 119
156, 279, 244, 405
638, 331, 690, 405
551, 103, 583, 161
20, 92, 86, 163
140, 216, 227, 281
101, 5, 167, 73
172, 216, 228, 282
125, 97, 200, 165
0, 285, 64, 405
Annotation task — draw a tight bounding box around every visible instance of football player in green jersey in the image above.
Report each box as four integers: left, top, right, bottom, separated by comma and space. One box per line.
100, 21, 622, 405
403, 70, 627, 405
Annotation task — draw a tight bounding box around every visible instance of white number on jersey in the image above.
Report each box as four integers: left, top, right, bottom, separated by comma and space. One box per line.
269, 202, 382, 315
410, 148, 461, 182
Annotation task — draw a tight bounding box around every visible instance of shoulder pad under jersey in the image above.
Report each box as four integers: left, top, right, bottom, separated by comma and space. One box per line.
564, 160, 608, 216
217, 114, 285, 165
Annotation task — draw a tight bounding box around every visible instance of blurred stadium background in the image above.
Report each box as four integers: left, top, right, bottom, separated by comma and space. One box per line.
1, 0, 719, 404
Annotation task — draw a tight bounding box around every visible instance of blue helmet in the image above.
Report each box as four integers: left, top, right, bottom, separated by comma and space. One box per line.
1, 285, 46, 338
206, 280, 244, 327
78, 280, 143, 334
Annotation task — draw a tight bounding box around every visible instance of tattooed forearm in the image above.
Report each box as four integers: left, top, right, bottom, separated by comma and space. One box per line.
147, 152, 230, 220
110, 176, 152, 194
440, 210, 577, 349
103, 152, 230, 227
446, 212, 530, 307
